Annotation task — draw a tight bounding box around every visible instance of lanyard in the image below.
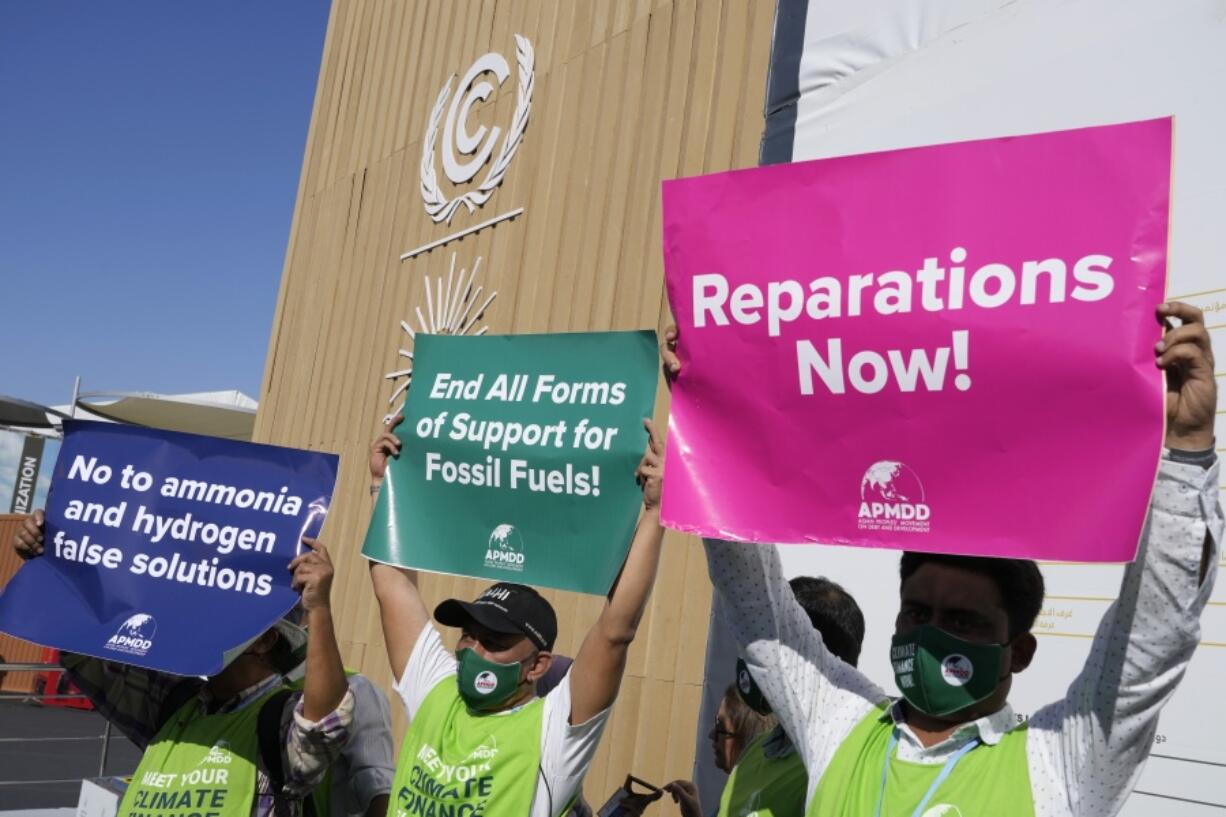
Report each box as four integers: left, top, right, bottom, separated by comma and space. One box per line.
873, 729, 980, 817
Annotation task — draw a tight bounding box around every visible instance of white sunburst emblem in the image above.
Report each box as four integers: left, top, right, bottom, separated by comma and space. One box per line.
383, 253, 497, 423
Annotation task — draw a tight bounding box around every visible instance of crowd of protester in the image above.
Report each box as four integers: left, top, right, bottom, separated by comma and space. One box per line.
11, 301, 1221, 816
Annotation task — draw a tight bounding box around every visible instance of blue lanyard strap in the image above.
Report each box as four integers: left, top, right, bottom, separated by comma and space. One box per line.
874, 729, 981, 817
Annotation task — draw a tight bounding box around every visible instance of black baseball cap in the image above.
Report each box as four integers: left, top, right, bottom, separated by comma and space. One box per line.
434, 583, 558, 651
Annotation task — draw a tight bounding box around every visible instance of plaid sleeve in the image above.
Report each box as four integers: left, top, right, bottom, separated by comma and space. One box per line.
60, 654, 201, 749
280, 686, 356, 798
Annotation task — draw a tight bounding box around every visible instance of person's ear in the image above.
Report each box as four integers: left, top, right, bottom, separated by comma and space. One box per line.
525, 651, 553, 683
1007, 632, 1037, 674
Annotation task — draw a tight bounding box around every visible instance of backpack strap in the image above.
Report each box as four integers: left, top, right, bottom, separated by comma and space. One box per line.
257, 689, 317, 817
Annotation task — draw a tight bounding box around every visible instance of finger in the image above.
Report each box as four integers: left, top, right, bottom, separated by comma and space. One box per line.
1157, 322, 1212, 356
33, 509, 45, 526
1157, 343, 1212, 373
386, 412, 405, 431
660, 328, 681, 373
643, 418, 663, 456
1159, 301, 1205, 327
372, 432, 402, 454
289, 547, 321, 570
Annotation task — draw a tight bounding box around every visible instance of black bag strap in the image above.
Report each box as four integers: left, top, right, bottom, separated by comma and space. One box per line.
257, 689, 316, 817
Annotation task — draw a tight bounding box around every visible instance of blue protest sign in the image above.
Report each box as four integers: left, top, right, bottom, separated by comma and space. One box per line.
0, 421, 339, 676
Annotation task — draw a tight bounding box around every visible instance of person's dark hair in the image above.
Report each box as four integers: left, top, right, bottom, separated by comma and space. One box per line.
789, 576, 865, 667
899, 552, 1045, 637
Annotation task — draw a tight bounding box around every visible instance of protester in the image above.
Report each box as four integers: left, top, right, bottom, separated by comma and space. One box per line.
661, 301, 1221, 815
285, 652, 395, 817
367, 414, 666, 816
13, 514, 354, 817
663, 683, 776, 817
667, 577, 865, 817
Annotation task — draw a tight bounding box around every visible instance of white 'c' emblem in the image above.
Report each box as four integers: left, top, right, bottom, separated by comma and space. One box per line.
421, 35, 534, 224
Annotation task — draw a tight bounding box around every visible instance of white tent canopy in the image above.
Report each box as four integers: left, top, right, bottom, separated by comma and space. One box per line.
69, 389, 258, 441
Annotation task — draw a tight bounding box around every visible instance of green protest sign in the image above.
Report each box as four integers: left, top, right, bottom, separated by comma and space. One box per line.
362, 330, 659, 595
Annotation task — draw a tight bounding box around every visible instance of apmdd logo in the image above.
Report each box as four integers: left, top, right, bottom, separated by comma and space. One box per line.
940, 654, 973, 687
857, 461, 930, 533
484, 524, 525, 572
200, 740, 233, 766
104, 613, 157, 657
474, 670, 499, 695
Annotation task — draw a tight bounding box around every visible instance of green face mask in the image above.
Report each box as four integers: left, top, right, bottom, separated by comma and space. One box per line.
456, 648, 524, 711
734, 658, 772, 715
890, 624, 1005, 717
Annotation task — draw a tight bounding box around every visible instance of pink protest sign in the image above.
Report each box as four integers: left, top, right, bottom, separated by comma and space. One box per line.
661, 118, 1171, 562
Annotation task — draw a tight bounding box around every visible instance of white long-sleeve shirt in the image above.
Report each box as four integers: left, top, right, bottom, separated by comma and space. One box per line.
704, 456, 1222, 817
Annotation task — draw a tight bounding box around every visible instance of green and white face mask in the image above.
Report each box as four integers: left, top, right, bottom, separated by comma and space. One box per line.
456, 648, 524, 711
890, 624, 1005, 717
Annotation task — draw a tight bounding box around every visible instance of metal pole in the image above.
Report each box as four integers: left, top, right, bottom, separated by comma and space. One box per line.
98, 719, 111, 777
70, 375, 81, 419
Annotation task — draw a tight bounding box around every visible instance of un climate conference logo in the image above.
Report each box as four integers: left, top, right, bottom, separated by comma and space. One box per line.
857, 461, 930, 534
421, 35, 534, 224
104, 613, 157, 657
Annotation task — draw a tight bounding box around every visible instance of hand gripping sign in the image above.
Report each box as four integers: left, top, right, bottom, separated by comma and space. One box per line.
0, 421, 339, 675
660, 118, 1171, 562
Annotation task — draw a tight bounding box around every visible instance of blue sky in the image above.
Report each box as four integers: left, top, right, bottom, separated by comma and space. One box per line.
0, 2, 330, 408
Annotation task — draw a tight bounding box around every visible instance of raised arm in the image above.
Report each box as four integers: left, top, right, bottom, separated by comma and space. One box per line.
1030, 302, 1222, 815
366, 414, 431, 682
568, 420, 666, 725
663, 326, 885, 780
290, 537, 348, 721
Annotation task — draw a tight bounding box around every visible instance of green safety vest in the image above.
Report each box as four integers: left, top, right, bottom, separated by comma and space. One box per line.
119, 687, 285, 817
718, 729, 808, 817
388, 679, 545, 817
807, 704, 1034, 817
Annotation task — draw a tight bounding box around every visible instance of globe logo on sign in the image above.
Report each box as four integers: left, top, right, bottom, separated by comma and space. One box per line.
104, 613, 157, 657
484, 524, 526, 572
857, 461, 931, 533
860, 461, 923, 503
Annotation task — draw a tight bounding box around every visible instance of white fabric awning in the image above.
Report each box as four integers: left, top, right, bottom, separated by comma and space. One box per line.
72, 390, 258, 441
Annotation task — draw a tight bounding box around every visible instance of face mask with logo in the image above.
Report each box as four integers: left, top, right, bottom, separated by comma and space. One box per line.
734, 658, 772, 715
456, 648, 524, 711
890, 624, 1005, 717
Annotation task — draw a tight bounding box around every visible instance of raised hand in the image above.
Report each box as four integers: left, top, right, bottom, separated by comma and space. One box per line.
1157, 302, 1217, 451
289, 537, 335, 612
12, 509, 45, 560
661, 325, 682, 386
636, 419, 664, 511
370, 413, 404, 485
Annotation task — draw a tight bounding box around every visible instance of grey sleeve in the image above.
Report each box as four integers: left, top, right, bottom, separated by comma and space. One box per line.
338, 674, 396, 811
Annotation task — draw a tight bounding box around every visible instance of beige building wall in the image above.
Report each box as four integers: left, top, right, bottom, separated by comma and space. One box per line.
254, 0, 773, 802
